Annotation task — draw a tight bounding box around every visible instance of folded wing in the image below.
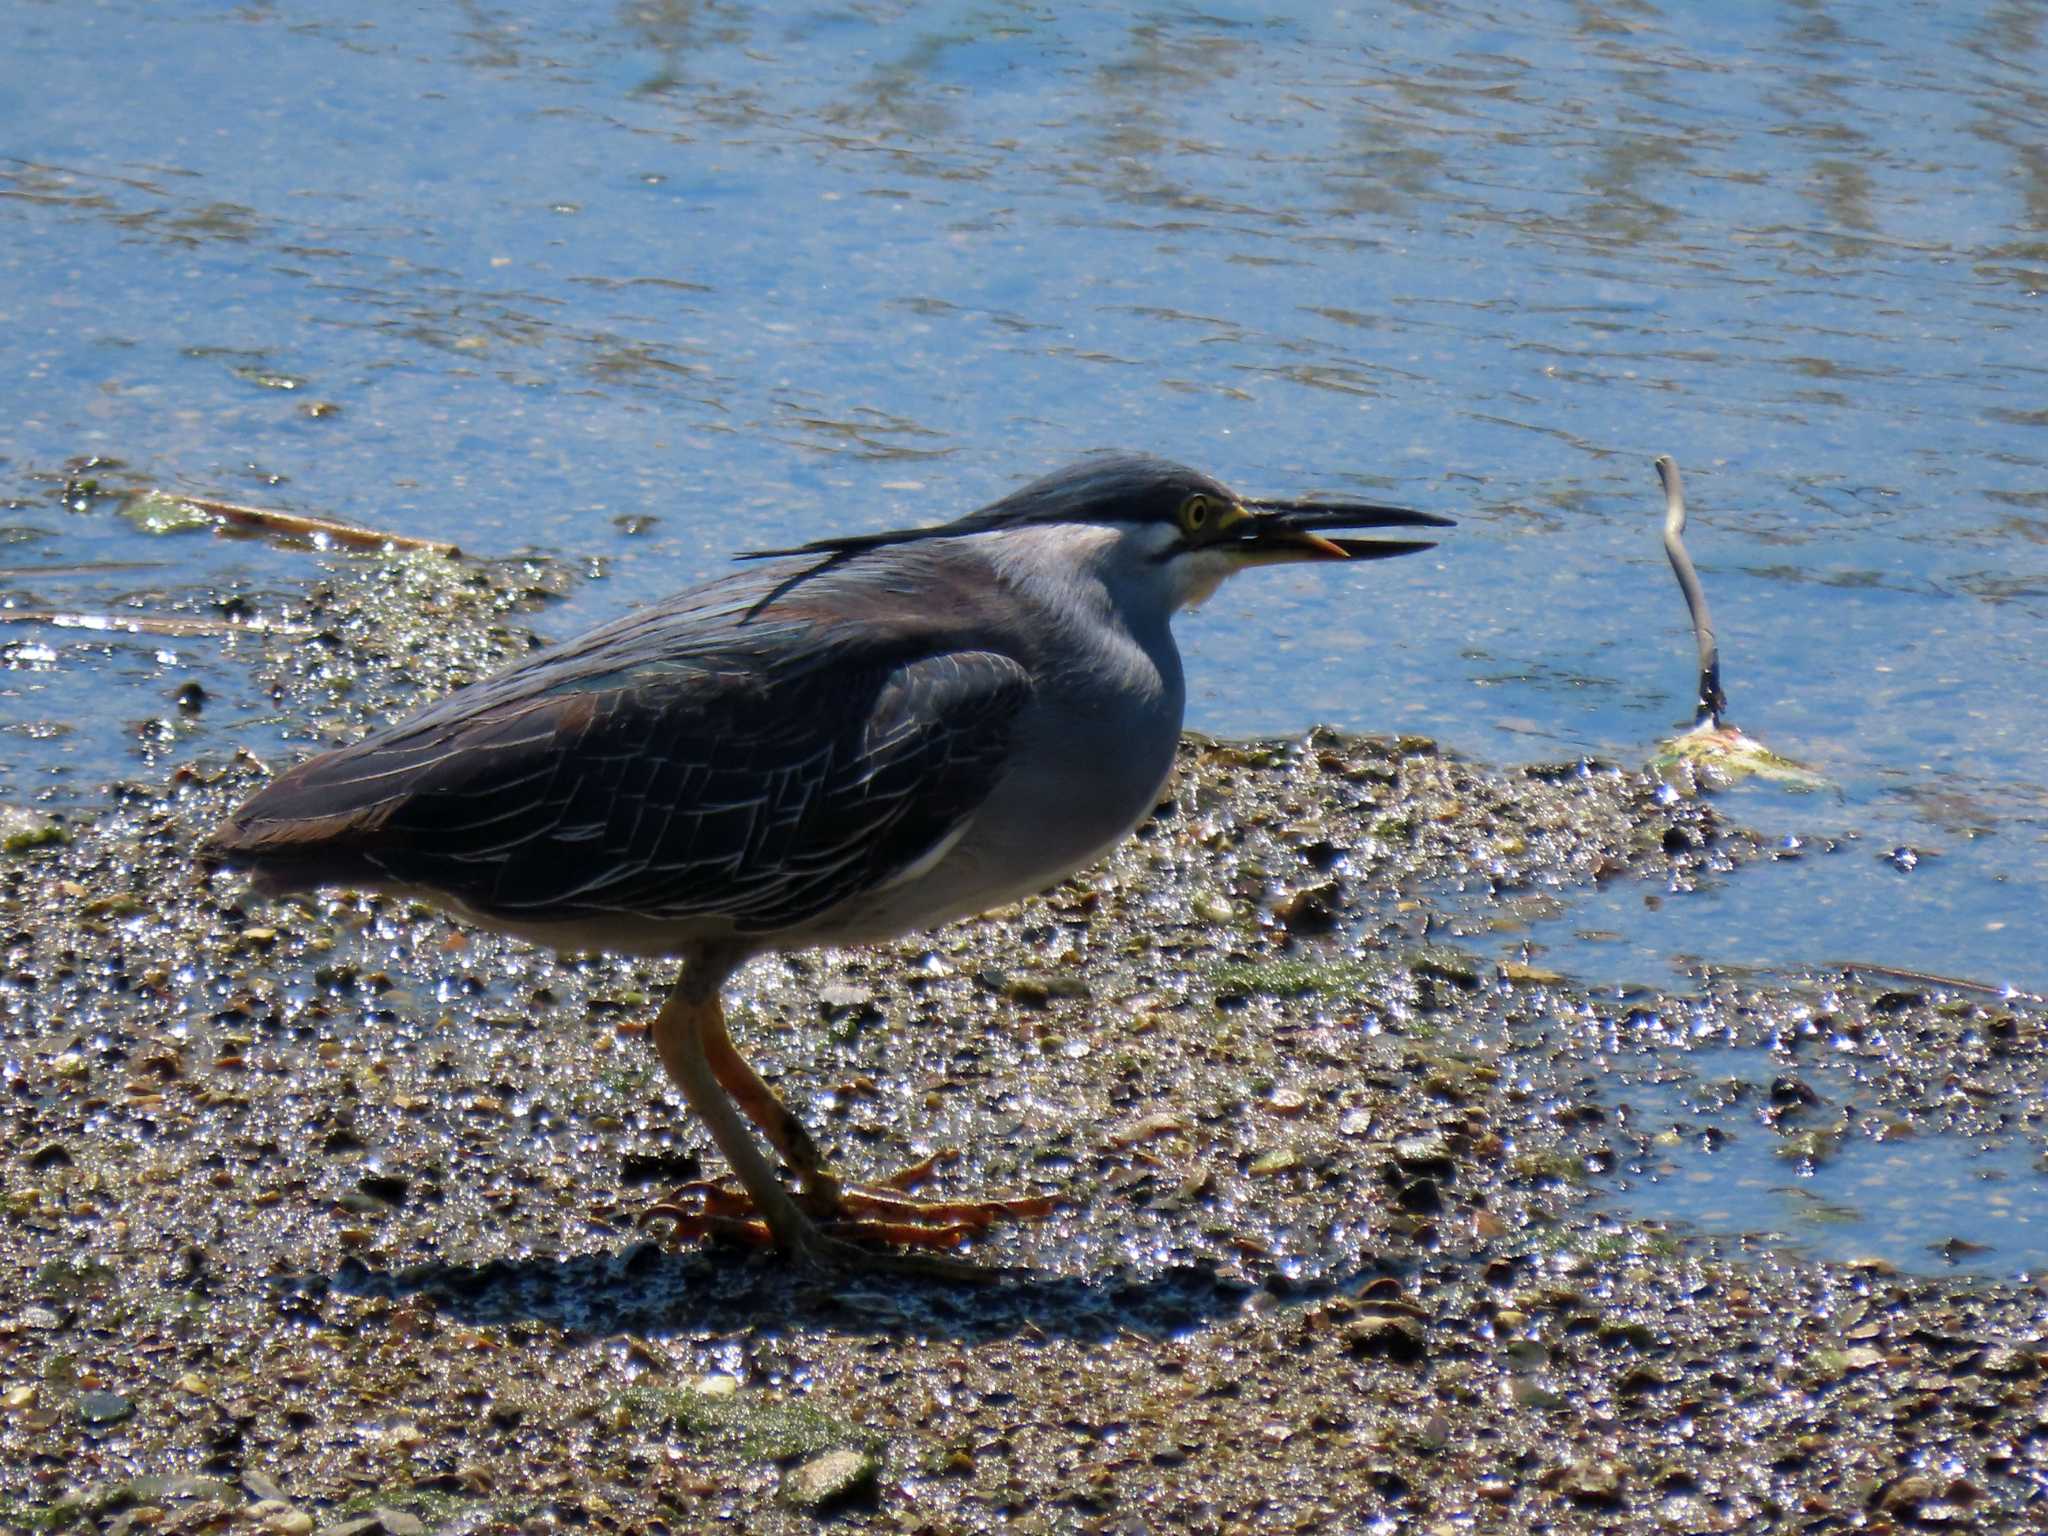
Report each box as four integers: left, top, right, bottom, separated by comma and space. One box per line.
206, 617, 1032, 936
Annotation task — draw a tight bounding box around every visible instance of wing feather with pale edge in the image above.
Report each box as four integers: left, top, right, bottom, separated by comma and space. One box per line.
214, 640, 1033, 934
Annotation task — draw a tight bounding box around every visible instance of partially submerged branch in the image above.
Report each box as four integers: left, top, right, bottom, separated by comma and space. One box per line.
129, 490, 461, 557
1648, 456, 1827, 791
0, 610, 314, 638
1656, 455, 1725, 728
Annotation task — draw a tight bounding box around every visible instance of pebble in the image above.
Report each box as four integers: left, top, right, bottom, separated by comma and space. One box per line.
248, 1499, 315, 1535
816, 982, 878, 1020
780, 1447, 879, 1510
1342, 1316, 1427, 1362
1879, 1474, 1937, 1514
1396, 1177, 1442, 1213
76, 1390, 133, 1425
1109, 1112, 1189, 1148
1269, 880, 1340, 933
0, 804, 67, 852
1559, 1458, 1625, 1504
1390, 1132, 1455, 1177
1976, 1344, 2038, 1377
243, 1471, 288, 1502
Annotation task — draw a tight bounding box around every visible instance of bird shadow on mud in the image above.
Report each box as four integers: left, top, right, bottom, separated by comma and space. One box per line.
304, 1241, 1301, 1343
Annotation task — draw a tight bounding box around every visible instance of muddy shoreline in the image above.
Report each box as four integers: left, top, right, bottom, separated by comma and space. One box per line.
3, 553, 2043, 1533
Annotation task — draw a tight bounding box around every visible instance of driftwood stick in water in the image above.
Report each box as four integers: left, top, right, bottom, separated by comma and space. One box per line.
162, 493, 460, 558
1842, 961, 2037, 1001
0, 610, 314, 638
1656, 455, 1725, 727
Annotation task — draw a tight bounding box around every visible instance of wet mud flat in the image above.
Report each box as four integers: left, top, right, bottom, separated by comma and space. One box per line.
2, 555, 2044, 1534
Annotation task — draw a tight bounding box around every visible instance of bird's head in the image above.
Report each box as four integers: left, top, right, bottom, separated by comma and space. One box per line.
741, 452, 1451, 615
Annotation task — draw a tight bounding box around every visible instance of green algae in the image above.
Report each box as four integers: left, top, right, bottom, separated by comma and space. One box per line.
615, 1385, 881, 1463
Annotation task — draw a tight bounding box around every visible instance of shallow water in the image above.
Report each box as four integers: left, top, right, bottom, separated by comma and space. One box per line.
1597, 1045, 2048, 1278
5, 3, 2044, 987
1465, 809, 2045, 996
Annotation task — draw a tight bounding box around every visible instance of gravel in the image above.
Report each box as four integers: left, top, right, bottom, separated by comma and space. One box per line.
2, 551, 2043, 1532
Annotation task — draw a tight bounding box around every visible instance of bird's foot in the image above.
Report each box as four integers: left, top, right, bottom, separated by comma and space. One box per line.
814, 1146, 1060, 1235
641, 1185, 1029, 1284
641, 1148, 1054, 1274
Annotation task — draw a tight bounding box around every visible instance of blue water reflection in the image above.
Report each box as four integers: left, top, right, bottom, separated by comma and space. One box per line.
3, 2, 2044, 988
1599, 1047, 2048, 1278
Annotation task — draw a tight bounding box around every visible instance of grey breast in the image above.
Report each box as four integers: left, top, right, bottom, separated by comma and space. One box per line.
802, 544, 1188, 942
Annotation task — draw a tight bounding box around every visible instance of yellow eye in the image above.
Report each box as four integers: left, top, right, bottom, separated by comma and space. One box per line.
1179, 494, 1212, 536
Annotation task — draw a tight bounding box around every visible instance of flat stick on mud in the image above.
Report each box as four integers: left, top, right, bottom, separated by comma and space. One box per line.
146, 491, 461, 557
1657, 454, 1726, 727
0, 609, 314, 638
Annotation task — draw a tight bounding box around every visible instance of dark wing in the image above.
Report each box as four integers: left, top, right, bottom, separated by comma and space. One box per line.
208, 632, 1032, 935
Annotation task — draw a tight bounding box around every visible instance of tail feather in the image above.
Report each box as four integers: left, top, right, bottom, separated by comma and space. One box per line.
200, 760, 407, 896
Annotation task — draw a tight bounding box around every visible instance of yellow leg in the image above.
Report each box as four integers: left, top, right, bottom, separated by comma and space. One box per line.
647, 955, 819, 1257
699, 1002, 843, 1209
643, 952, 1020, 1282
695, 975, 1054, 1237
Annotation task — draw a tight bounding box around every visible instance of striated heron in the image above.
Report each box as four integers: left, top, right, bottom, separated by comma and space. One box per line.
202, 454, 1450, 1277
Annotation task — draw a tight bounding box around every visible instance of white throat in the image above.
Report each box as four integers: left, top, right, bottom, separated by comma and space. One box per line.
980, 520, 1245, 635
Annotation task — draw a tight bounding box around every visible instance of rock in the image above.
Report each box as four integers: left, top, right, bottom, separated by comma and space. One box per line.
1108, 1112, 1190, 1149
1976, 1344, 2038, 1377
1391, 1132, 1455, 1178
998, 973, 1053, 1008
1617, 1364, 1671, 1394
1560, 1458, 1626, 1504
248, 1500, 315, 1535
1879, 1474, 1937, 1514
1396, 1177, 1442, 1213
77, 1390, 133, 1426
1249, 1147, 1301, 1177
139, 1475, 241, 1504
73, 1475, 240, 1523
780, 1447, 879, 1510
816, 982, 878, 1021
0, 805, 68, 854
1407, 948, 1480, 989
1341, 1316, 1427, 1362
1270, 880, 1340, 934
1263, 1088, 1310, 1118
373, 1508, 426, 1536
356, 1174, 411, 1206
